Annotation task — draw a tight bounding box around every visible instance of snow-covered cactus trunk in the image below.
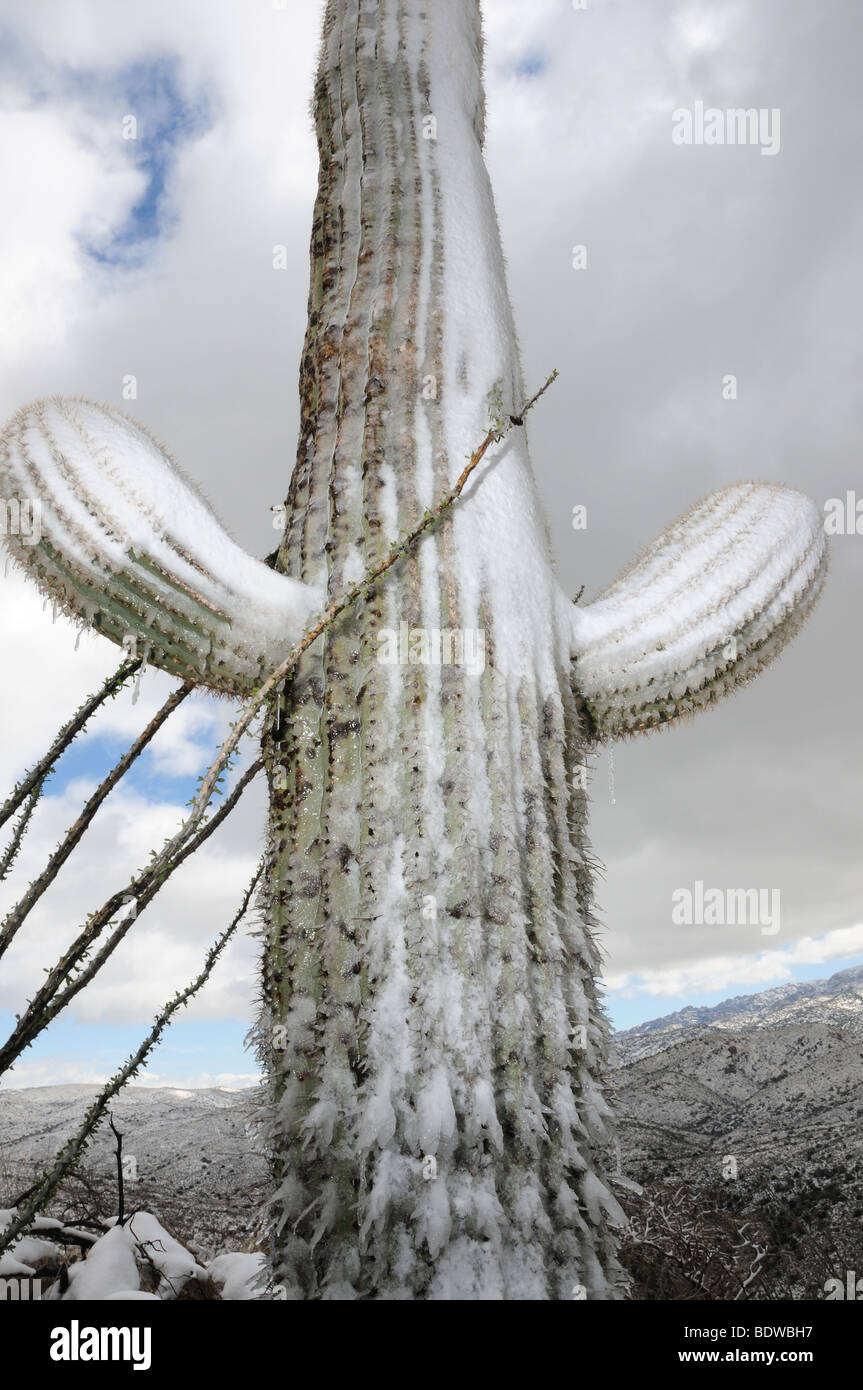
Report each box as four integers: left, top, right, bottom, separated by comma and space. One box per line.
256, 0, 623, 1299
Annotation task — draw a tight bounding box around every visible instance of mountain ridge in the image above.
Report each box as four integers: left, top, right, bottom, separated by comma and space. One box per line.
612, 961, 863, 1066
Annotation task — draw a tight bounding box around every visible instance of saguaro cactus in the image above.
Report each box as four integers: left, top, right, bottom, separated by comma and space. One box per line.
0, 0, 825, 1300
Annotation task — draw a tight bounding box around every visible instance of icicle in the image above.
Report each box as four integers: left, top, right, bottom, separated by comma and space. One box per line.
608, 747, 615, 805
131, 647, 150, 706
3, 553, 10, 579
74, 627, 83, 652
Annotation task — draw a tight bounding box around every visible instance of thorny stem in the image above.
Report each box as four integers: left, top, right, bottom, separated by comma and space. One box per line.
0, 659, 142, 832
0, 682, 193, 962
0, 777, 46, 882
0, 758, 263, 1075
0, 861, 264, 1257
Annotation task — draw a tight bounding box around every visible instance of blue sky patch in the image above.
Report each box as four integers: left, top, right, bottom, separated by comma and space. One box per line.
2, 1012, 259, 1089
605, 953, 863, 1031
0, 30, 213, 268
513, 52, 547, 79
84, 55, 212, 264
46, 728, 214, 801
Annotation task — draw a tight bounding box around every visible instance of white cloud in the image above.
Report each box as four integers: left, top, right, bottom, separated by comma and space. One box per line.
0, 769, 267, 1029
3, 1062, 260, 1091
605, 923, 863, 998
0, 105, 145, 362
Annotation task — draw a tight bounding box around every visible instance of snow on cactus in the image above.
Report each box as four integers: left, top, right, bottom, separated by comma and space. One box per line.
0, 0, 826, 1300
572, 482, 826, 737
0, 397, 321, 695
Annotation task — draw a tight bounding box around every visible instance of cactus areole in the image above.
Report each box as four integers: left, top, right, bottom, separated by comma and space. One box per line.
0, 0, 826, 1299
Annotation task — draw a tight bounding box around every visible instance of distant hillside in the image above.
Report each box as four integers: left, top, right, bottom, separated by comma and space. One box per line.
612, 962, 863, 1066
0, 1083, 265, 1260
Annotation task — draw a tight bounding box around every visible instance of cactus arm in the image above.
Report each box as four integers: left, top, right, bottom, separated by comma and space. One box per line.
571, 482, 827, 740
0, 398, 323, 695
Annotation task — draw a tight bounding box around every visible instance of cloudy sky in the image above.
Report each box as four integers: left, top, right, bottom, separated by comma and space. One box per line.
0, 0, 860, 1089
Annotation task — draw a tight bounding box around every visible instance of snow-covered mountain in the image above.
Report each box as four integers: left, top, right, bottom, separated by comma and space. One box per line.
0, 1084, 265, 1260
612, 962, 863, 1066
612, 963, 863, 1191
